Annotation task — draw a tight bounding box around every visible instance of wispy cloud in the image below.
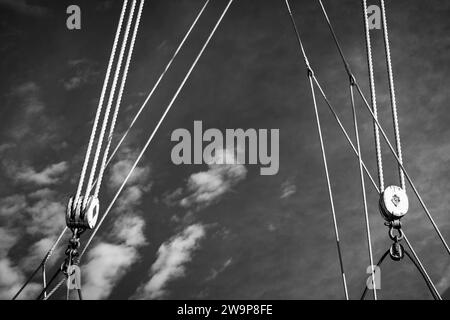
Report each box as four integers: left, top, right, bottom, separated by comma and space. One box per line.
165, 148, 247, 210
62, 60, 100, 91
136, 223, 206, 299
114, 215, 147, 247
82, 214, 147, 300
0, 226, 41, 299
108, 149, 152, 191
280, 180, 297, 199
13, 162, 68, 186
82, 243, 138, 300
81, 149, 151, 300
0, 227, 18, 255
25, 198, 66, 237
0, 165, 69, 299
0, 258, 41, 299
20, 237, 62, 272
5, 82, 58, 148
0, 194, 26, 218
437, 263, 450, 292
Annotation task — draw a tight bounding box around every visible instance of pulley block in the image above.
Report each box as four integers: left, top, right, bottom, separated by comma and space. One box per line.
66, 195, 99, 230
379, 185, 408, 221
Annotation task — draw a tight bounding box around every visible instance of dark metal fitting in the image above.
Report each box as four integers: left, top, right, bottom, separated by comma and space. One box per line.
389, 242, 405, 261
389, 227, 404, 242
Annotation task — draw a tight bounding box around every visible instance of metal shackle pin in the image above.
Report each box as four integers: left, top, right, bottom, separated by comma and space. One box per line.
66, 195, 99, 230
379, 185, 409, 221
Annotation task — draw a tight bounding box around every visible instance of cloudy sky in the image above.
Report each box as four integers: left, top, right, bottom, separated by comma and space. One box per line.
0, 0, 449, 300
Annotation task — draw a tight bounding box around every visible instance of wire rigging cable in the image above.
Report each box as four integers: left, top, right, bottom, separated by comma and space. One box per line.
43, 278, 66, 301
284, 0, 349, 300
360, 244, 441, 300
12, 0, 212, 300
349, 80, 377, 299
12, 0, 448, 301
403, 233, 442, 299
12, 226, 68, 300
89, 0, 211, 192
317, 0, 450, 256
317, 0, 446, 298
79, 0, 235, 261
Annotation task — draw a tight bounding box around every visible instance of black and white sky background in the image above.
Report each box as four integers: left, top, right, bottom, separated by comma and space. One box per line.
0, 0, 449, 299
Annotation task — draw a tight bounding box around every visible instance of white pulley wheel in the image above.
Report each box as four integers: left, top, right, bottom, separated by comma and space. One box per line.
84, 197, 99, 229
379, 185, 409, 221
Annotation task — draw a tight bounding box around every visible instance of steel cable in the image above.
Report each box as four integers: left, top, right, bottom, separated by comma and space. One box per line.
79, 0, 235, 261
284, 0, 349, 300
317, 0, 450, 256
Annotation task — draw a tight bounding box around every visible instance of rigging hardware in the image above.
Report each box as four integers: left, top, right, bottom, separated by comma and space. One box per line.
66, 195, 99, 230
379, 185, 409, 221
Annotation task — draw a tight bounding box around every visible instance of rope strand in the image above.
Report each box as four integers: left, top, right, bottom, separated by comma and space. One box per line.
94, 0, 145, 198
380, 0, 405, 190
80, 0, 235, 260
318, 0, 450, 256
362, 0, 384, 192
85, 0, 138, 205
75, 0, 129, 206
103, 0, 211, 171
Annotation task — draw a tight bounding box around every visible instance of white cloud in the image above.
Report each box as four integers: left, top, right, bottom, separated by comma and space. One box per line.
108, 157, 151, 190
0, 227, 19, 257
80, 148, 152, 300
115, 185, 144, 214
178, 148, 247, 209
82, 243, 138, 300
25, 199, 66, 237
63, 60, 99, 91
4, 82, 58, 147
0, 188, 66, 299
20, 237, 62, 272
0, 194, 26, 218
28, 188, 57, 199
136, 224, 206, 299
14, 161, 68, 186
82, 212, 147, 299
114, 215, 147, 247
437, 264, 450, 292
0, 258, 41, 300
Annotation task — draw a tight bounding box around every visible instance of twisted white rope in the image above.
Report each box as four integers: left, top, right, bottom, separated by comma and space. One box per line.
75, 0, 129, 206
